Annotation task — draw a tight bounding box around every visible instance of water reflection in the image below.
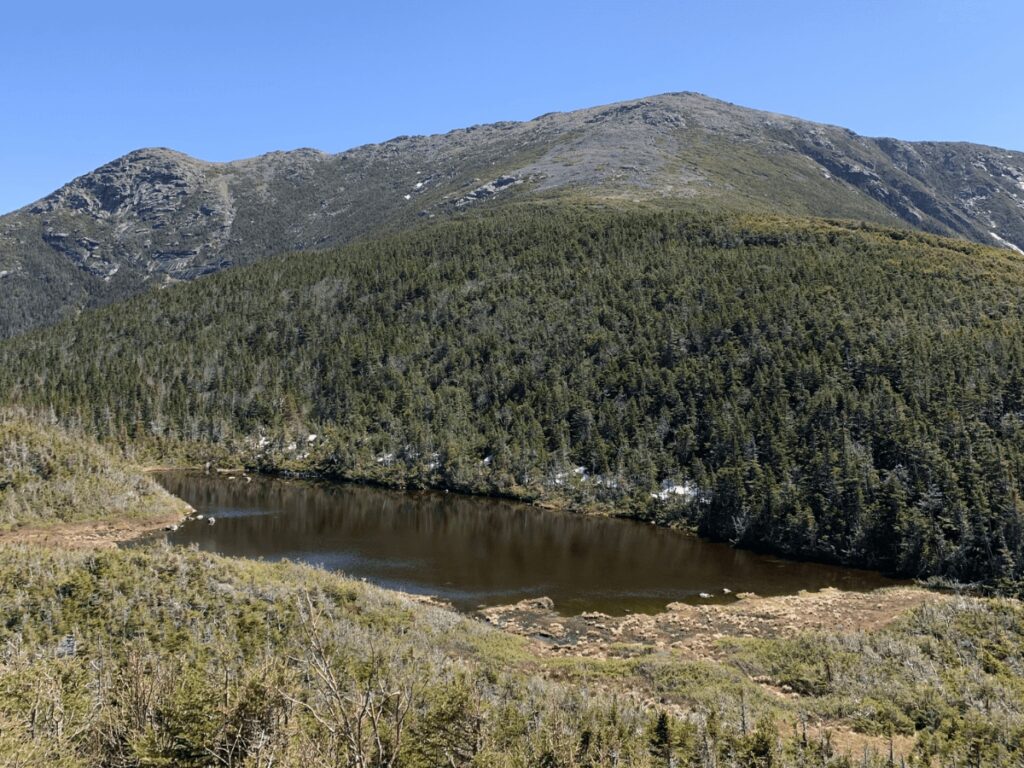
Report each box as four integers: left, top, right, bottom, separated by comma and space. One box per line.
156, 472, 898, 615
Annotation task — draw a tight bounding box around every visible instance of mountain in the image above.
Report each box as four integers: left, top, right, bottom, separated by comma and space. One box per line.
2, 92, 1024, 337
3, 205, 1022, 589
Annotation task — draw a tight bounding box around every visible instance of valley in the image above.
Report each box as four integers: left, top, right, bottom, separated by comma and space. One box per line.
3, 206, 1023, 590
2, 90, 1024, 766
0, 439, 1018, 766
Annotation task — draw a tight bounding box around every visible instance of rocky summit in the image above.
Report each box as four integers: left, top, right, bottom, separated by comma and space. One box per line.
2, 92, 1023, 337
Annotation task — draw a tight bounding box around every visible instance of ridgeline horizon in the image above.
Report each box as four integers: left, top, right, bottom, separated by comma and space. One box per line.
2, 91, 1023, 338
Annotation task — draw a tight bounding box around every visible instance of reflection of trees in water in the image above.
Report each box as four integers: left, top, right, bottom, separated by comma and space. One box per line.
158, 472, 896, 611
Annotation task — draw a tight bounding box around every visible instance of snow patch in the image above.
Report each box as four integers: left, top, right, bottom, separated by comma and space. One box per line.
403, 194, 411, 201
307, 434, 318, 443
990, 231, 1024, 256
651, 480, 699, 502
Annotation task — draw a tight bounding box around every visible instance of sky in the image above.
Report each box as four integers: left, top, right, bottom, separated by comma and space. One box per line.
1, 0, 1022, 214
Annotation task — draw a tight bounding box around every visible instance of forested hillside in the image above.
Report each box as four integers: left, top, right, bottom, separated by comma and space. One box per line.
2, 205, 1023, 589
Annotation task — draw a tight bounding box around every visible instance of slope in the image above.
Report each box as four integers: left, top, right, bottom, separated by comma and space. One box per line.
2, 92, 1024, 336
2, 204, 1023, 589
0, 411, 189, 531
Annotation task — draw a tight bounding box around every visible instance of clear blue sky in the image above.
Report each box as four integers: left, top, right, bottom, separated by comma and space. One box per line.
2, 0, 1022, 214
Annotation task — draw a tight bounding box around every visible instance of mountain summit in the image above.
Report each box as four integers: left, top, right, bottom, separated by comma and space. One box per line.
2, 92, 1023, 336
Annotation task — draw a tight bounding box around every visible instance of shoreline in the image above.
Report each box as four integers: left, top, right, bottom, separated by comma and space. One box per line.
149, 464, 921, 586
0, 509, 187, 549
479, 585, 948, 660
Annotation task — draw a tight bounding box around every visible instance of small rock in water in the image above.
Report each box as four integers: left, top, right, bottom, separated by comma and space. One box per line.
207, 517, 216, 525
699, 592, 713, 599
722, 587, 732, 594
517, 596, 555, 611
196, 514, 205, 520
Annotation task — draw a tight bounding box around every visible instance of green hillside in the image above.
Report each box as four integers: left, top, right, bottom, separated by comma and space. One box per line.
0, 544, 644, 766
2, 204, 1023, 588
4, 543, 1021, 766
0, 412, 188, 529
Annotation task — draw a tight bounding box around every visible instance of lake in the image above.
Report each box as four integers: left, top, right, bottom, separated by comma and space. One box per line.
156, 471, 899, 615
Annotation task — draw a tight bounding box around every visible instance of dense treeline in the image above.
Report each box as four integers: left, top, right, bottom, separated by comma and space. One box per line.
2, 205, 1023, 588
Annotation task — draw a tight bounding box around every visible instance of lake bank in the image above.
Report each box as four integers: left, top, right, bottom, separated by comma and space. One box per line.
480, 585, 948, 660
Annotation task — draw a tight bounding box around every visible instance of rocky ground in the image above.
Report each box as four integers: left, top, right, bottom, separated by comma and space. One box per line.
480, 586, 947, 661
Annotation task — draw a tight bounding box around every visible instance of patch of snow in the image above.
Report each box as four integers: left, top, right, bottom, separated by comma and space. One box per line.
286, 442, 297, 452
403, 194, 411, 201
481, 455, 493, 466
591, 474, 619, 489
376, 452, 395, 465
573, 465, 588, 477
990, 231, 1024, 256
414, 181, 423, 189
0, 270, 8, 280
651, 480, 699, 502
307, 434, 318, 443
257, 435, 271, 449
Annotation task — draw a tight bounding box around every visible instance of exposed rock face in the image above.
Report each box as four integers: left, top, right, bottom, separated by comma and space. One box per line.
2, 92, 1023, 337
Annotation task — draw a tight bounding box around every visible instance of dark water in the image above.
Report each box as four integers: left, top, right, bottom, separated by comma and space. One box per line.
155, 472, 899, 615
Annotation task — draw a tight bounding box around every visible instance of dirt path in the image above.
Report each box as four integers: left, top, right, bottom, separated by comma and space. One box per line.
0, 512, 185, 549
480, 586, 946, 660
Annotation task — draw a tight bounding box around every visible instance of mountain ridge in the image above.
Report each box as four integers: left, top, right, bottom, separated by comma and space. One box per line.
2, 91, 1024, 336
